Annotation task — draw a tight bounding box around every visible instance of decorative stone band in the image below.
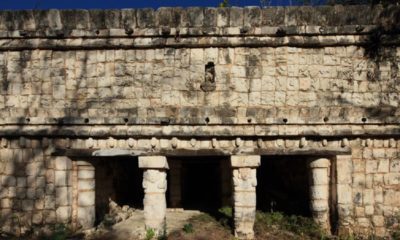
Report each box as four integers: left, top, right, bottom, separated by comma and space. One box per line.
1, 124, 400, 138
0, 34, 398, 50
0, 6, 397, 38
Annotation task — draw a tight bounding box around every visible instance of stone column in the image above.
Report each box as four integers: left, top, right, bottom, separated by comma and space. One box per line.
309, 158, 331, 233
76, 161, 95, 229
139, 156, 169, 235
168, 159, 182, 208
231, 155, 260, 240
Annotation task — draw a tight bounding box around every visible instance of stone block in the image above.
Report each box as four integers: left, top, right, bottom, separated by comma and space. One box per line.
44, 196, 55, 209
372, 149, 385, 159
78, 169, 95, 179
43, 210, 56, 223
22, 200, 34, 211
310, 185, 329, 200
366, 161, 378, 173
78, 206, 95, 229
56, 206, 71, 222
365, 205, 374, 216
383, 190, 400, 207
54, 170, 68, 186
78, 179, 95, 191
55, 187, 70, 207
139, 156, 169, 169
337, 184, 352, 204
54, 156, 72, 170
309, 158, 331, 168
310, 168, 329, 185
390, 160, 400, 172
231, 155, 260, 168
78, 191, 95, 207
229, 7, 243, 27
233, 191, 256, 207
310, 199, 329, 212
372, 215, 385, 227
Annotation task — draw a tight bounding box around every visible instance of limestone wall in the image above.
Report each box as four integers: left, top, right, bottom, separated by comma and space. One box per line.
0, 5, 399, 238
0, 46, 399, 125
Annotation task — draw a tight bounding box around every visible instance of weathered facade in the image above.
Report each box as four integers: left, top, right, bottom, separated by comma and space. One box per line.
0, 5, 400, 239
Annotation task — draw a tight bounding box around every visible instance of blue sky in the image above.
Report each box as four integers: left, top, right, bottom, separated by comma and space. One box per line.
0, 0, 323, 10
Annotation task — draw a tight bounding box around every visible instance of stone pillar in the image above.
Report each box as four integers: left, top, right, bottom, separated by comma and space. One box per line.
309, 158, 331, 233
76, 161, 95, 229
139, 156, 169, 235
168, 159, 182, 208
231, 155, 260, 240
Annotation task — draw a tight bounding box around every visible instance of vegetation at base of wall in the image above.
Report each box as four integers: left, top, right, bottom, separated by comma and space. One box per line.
254, 211, 325, 239
0, 223, 77, 240
182, 223, 194, 234
145, 228, 156, 240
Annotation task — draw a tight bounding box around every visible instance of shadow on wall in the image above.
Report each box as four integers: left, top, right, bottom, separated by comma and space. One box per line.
0, 48, 96, 235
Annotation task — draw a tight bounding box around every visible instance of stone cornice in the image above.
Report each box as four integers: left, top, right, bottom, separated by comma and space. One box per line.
0, 124, 399, 138
0, 5, 398, 48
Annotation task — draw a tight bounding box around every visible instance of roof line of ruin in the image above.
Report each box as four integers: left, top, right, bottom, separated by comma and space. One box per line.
0, 5, 398, 49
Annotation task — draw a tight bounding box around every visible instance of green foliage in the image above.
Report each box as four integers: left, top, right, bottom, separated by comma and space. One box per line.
219, 0, 230, 7
255, 211, 324, 238
191, 213, 216, 223
183, 223, 194, 234
218, 206, 233, 228
43, 224, 70, 240
145, 228, 156, 240
218, 206, 233, 218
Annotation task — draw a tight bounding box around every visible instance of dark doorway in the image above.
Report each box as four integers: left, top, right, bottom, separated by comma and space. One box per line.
93, 157, 143, 224
257, 156, 311, 217
168, 156, 229, 214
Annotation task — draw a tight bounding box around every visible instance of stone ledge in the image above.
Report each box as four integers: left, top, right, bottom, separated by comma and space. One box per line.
0, 124, 400, 137
55, 146, 351, 157
0, 34, 398, 50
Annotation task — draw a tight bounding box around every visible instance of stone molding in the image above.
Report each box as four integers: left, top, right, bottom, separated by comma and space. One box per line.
0, 6, 398, 49
0, 34, 398, 50
0, 124, 399, 138
0, 6, 397, 35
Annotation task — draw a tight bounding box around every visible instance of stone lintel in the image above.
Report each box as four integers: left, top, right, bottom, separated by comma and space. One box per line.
309, 158, 331, 168
92, 149, 132, 156
139, 156, 169, 169
231, 155, 260, 168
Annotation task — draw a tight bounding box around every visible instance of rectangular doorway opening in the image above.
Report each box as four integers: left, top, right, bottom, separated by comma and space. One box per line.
257, 156, 311, 217
167, 156, 232, 215
93, 157, 143, 224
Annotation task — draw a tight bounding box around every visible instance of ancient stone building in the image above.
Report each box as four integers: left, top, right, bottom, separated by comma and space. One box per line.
0, 5, 399, 239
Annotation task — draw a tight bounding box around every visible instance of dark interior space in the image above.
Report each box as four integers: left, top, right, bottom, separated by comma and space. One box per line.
257, 156, 311, 217
168, 156, 226, 214
93, 157, 143, 224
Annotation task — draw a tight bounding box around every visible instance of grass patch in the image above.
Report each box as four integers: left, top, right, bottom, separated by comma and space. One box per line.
255, 211, 325, 239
